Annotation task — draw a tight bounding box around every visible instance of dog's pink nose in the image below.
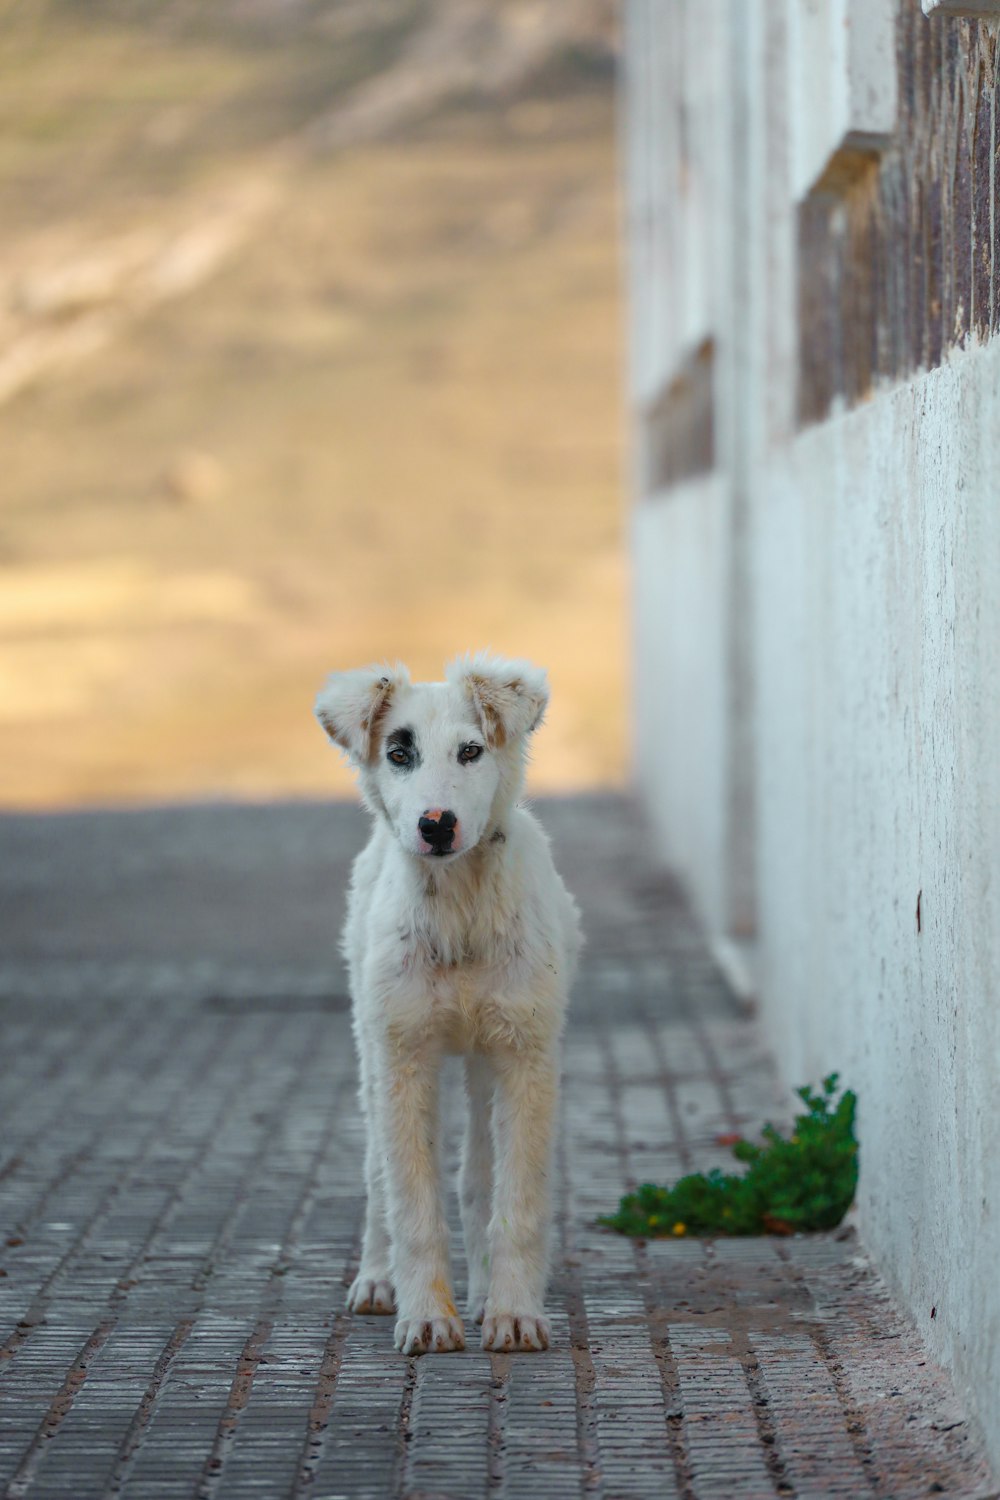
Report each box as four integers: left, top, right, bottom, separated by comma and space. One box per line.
419, 808, 457, 854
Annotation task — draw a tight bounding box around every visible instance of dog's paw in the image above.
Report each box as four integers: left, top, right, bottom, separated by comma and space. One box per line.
394, 1315, 466, 1355
480, 1312, 551, 1352
347, 1274, 396, 1314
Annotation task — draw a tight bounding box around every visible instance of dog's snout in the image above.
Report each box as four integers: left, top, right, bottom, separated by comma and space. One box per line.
419, 808, 457, 850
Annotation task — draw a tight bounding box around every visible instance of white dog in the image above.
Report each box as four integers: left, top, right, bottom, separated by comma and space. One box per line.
315, 653, 581, 1355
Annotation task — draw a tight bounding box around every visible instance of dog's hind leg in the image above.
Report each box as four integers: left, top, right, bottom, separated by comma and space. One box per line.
460, 1053, 494, 1323
347, 1022, 396, 1315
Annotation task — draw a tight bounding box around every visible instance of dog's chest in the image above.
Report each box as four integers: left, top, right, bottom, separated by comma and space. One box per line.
405, 858, 520, 968
401, 955, 556, 1056
410, 904, 512, 970
359, 839, 563, 1050
394, 907, 538, 1050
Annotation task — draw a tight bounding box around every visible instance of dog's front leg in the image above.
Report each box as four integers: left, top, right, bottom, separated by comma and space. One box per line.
347, 1019, 395, 1315
482, 1042, 559, 1353
380, 1035, 465, 1355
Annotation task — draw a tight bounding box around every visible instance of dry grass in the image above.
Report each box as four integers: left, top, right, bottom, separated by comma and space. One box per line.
0, 7, 626, 806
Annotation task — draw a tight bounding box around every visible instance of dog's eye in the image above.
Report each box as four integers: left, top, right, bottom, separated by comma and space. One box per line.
387, 748, 410, 767
458, 743, 483, 765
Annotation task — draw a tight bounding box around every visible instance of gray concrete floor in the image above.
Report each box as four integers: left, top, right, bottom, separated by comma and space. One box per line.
0, 797, 995, 1499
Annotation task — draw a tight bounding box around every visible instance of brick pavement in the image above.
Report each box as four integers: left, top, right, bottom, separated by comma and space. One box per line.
0, 798, 995, 1499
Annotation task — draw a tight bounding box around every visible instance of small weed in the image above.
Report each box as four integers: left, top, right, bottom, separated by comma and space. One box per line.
598, 1075, 858, 1238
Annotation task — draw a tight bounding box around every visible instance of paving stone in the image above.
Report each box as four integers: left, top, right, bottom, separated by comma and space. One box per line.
404, 1355, 492, 1498
586, 1286, 682, 1500
0, 799, 995, 1499
668, 1327, 776, 1498
753, 1331, 869, 1499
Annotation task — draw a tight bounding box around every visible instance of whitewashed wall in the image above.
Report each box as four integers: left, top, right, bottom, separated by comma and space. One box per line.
624, 0, 1000, 1465
624, 0, 757, 958
632, 475, 732, 938
754, 346, 1000, 1457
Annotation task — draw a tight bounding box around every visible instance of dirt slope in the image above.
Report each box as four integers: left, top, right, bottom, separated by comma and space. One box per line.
0, 0, 626, 805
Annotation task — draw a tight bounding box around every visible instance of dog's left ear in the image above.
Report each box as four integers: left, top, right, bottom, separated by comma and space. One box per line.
447, 652, 549, 749
315, 663, 410, 762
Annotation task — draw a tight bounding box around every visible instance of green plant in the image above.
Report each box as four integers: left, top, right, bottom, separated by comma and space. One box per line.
599, 1075, 858, 1238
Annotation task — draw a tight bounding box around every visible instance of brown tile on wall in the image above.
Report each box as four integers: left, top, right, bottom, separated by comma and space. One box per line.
909, 175, 928, 374
797, 1, 1000, 427
953, 85, 974, 343
845, 187, 877, 406
902, 5, 920, 126
639, 338, 715, 495
917, 8, 935, 123
927, 175, 945, 369
972, 68, 993, 337
797, 196, 837, 428
890, 165, 910, 379
870, 209, 888, 385
892, 162, 912, 376
995, 82, 1000, 336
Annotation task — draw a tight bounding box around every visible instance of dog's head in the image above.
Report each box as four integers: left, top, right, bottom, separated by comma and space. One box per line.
315, 652, 548, 861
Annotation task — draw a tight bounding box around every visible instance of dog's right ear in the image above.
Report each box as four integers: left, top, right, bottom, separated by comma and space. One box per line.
314, 664, 410, 763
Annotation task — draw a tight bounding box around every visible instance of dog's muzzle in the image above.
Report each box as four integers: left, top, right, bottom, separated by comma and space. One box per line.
418, 808, 458, 856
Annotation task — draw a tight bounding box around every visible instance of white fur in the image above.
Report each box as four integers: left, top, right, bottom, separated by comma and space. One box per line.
315, 653, 581, 1354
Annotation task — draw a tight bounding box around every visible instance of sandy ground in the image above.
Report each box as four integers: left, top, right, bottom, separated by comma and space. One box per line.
0, 2, 626, 806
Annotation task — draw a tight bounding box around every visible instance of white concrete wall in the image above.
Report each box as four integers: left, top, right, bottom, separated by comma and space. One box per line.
624, 0, 1000, 1466
624, 0, 755, 952
632, 476, 732, 937
623, 0, 729, 406
752, 344, 1000, 1453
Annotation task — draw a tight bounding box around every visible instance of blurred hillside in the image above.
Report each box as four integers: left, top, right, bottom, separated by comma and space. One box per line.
0, 0, 626, 805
